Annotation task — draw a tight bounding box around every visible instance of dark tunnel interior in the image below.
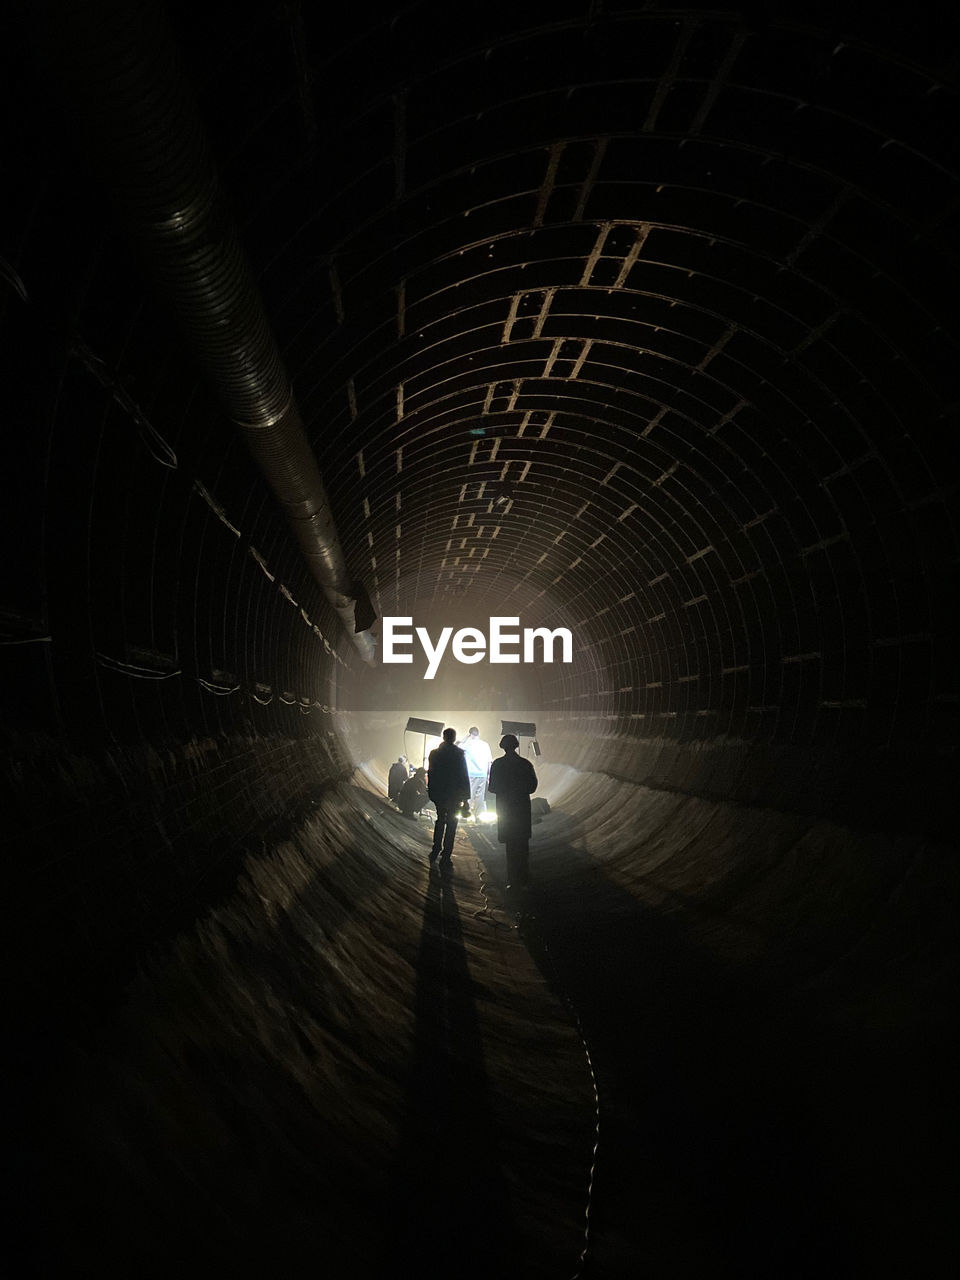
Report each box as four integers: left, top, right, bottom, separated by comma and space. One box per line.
2, 1, 958, 1275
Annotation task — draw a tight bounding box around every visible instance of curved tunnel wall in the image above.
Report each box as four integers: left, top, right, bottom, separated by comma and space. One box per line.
1, 1, 957, 1275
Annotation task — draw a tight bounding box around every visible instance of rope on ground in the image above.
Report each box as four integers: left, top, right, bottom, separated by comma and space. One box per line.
516, 906, 600, 1279
467, 828, 600, 1276
472, 854, 511, 930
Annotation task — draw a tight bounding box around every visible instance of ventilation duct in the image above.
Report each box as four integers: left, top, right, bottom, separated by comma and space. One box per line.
42, 0, 377, 664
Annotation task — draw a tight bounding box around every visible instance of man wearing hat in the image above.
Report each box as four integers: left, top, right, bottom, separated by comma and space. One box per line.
487, 734, 538, 888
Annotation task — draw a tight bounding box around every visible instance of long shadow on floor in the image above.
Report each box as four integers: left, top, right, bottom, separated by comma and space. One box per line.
467, 815, 861, 1280
22, 790, 506, 1278
378, 865, 517, 1279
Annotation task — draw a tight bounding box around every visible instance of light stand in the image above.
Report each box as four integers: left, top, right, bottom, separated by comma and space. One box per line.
501, 719, 538, 758
404, 716, 446, 768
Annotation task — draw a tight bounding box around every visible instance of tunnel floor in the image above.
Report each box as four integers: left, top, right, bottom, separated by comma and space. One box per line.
22, 777, 593, 1279
467, 771, 958, 1278
16, 766, 958, 1279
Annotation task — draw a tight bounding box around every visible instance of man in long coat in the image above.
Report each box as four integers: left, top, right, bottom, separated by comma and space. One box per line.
388, 756, 409, 804
487, 733, 538, 887
426, 728, 470, 867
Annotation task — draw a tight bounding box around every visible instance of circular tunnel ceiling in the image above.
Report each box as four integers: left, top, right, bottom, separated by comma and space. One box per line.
2, 0, 957, 825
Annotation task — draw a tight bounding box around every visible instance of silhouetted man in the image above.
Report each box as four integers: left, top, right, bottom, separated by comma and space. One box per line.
427, 727, 470, 868
397, 767, 429, 818
388, 756, 408, 804
487, 734, 538, 888
458, 725, 493, 818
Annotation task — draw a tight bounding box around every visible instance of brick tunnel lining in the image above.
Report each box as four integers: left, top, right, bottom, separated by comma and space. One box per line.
5, 1, 957, 821
2, 1, 958, 1276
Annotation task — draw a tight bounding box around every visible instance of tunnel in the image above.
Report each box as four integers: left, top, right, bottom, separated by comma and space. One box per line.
2, 1, 958, 1275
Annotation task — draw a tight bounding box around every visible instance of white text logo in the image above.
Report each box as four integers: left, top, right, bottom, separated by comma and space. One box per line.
382, 616, 573, 679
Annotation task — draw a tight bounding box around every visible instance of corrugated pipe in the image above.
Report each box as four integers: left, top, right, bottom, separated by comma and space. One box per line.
42, 0, 377, 664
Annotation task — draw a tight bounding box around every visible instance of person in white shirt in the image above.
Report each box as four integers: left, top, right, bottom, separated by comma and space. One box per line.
459, 726, 492, 819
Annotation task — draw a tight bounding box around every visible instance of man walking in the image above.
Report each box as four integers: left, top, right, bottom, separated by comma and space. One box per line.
426, 728, 470, 868
459, 726, 493, 819
487, 734, 538, 888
